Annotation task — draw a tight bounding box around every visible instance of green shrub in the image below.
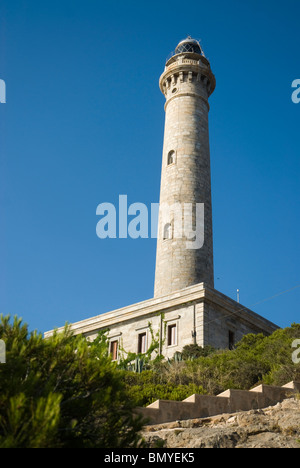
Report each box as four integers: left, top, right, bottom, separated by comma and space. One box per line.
181, 344, 216, 360
126, 380, 206, 407
0, 315, 144, 448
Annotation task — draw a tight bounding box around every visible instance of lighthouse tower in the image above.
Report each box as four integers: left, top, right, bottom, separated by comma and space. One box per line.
154, 37, 216, 298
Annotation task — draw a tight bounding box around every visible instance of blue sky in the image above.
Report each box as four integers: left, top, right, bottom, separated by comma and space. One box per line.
0, 0, 299, 334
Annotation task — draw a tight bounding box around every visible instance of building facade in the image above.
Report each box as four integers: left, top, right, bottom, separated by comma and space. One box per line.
45, 283, 278, 360
45, 38, 279, 358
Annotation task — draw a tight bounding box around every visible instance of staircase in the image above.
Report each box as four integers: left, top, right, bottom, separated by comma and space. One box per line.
137, 381, 300, 425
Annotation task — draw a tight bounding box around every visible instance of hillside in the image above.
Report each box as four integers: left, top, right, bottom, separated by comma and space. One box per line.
124, 324, 300, 406
142, 397, 300, 448
1, 315, 299, 447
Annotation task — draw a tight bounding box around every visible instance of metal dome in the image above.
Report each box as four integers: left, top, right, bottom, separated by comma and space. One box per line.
175, 36, 202, 55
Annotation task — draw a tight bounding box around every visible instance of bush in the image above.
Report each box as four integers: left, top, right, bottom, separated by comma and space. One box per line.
181, 344, 216, 360
126, 380, 206, 406
0, 315, 144, 448
175, 324, 300, 393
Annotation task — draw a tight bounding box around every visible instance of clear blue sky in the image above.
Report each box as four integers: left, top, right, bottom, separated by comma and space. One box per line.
0, 0, 299, 334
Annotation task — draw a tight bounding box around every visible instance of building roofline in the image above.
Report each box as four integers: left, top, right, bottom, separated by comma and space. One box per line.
44, 283, 279, 339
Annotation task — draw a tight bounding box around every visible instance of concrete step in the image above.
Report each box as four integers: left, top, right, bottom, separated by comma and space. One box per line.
217, 388, 265, 413
182, 393, 230, 418
282, 381, 300, 392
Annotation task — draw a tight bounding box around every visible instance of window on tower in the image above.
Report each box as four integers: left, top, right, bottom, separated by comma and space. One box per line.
163, 223, 172, 240
167, 150, 176, 165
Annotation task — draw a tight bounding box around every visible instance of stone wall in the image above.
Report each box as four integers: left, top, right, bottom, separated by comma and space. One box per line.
137, 381, 300, 425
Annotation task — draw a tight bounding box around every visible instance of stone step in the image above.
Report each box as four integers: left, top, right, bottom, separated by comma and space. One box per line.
217, 388, 265, 413
282, 381, 300, 392
182, 393, 230, 418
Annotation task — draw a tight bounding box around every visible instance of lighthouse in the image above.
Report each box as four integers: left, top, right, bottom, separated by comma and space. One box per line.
154, 37, 216, 298
45, 37, 279, 356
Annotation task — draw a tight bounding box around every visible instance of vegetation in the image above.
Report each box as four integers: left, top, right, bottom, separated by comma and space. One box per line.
0, 315, 144, 448
0, 313, 300, 447
122, 324, 300, 405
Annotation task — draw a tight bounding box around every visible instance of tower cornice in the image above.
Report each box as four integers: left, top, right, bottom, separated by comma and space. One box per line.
159, 53, 216, 98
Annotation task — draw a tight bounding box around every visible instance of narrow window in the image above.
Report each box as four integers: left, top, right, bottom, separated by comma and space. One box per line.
163, 223, 172, 240
138, 332, 147, 354
167, 150, 176, 165
229, 331, 235, 350
110, 340, 118, 361
167, 324, 177, 346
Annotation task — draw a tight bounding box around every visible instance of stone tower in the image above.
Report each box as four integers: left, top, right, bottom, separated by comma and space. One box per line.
154, 37, 216, 298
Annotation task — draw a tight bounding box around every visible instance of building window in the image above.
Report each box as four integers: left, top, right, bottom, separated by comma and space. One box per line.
163, 223, 172, 240
167, 324, 177, 346
110, 340, 118, 361
229, 331, 235, 350
167, 150, 176, 165
138, 332, 147, 354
